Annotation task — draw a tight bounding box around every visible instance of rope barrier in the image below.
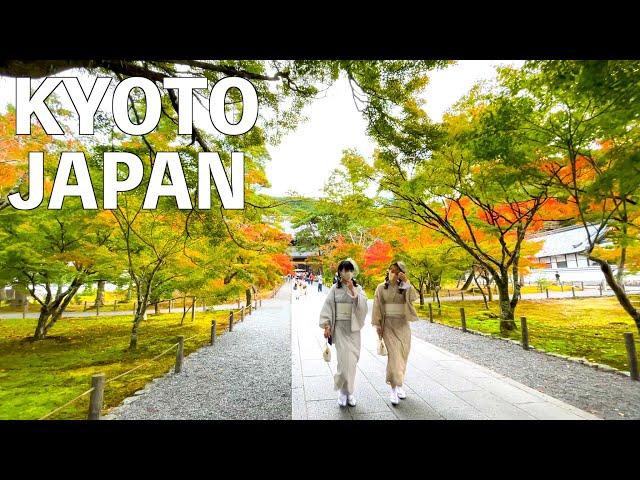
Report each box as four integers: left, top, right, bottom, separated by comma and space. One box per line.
37, 284, 282, 420
39, 387, 95, 420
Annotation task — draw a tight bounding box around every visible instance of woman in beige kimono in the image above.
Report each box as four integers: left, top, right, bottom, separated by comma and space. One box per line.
319, 259, 368, 408
371, 260, 419, 405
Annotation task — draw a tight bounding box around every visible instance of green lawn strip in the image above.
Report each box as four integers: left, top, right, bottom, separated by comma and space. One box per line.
415, 295, 640, 372
0, 309, 236, 420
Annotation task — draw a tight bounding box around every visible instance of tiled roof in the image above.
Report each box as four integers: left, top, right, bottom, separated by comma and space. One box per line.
528, 223, 607, 257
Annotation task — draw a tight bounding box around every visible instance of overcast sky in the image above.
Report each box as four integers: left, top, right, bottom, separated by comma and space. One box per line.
0, 60, 525, 199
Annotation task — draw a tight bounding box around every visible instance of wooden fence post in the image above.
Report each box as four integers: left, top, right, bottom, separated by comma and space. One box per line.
168, 299, 172, 313
175, 336, 184, 374
460, 307, 467, 332
572, 286, 576, 298
599, 284, 603, 296
461, 291, 464, 302
520, 316, 529, 350
22, 302, 27, 319
84, 301, 88, 311
211, 320, 217, 345
428, 303, 433, 323
113, 300, 117, 311
545, 288, 549, 299
229, 311, 234, 331
240, 307, 245, 322
88, 373, 106, 420
624, 332, 639, 381
191, 297, 196, 322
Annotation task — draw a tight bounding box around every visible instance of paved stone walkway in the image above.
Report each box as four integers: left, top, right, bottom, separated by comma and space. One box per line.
292, 285, 601, 420
105, 287, 291, 420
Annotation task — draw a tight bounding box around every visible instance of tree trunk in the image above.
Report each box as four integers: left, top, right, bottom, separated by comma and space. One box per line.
154, 302, 159, 315
246, 288, 252, 307
129, 311, 144, 350
473, 274, 488, 310
33, 308, 51, 339
419, 282, 424, 306
597, 258, 640, 334
460, 270, 475, 291
94, 280, 106, 307
496, 279, 516, 333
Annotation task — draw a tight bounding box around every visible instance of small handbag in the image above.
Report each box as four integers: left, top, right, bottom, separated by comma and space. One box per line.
323, 341, 331, 362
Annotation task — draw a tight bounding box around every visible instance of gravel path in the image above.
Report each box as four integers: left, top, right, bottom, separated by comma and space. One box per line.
410, 321, 640, 419
106, 288, 291, 420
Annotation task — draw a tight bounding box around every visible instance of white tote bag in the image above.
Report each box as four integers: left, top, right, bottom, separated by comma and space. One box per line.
322, 341, 331, 362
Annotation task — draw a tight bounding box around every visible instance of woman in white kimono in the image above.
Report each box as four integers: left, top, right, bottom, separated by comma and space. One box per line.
319, 259, 368, 408
371, 261, 419, 405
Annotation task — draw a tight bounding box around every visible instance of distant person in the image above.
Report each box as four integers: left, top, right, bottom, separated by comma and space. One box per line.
318, 276, 323, 292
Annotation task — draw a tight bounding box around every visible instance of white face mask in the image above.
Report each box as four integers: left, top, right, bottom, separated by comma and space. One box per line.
340, 271, 353, 281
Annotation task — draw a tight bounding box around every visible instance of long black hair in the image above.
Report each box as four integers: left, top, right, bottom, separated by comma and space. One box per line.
335, 260, 358, 289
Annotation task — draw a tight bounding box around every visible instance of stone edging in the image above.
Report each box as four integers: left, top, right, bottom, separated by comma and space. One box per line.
418, 317, 633, 379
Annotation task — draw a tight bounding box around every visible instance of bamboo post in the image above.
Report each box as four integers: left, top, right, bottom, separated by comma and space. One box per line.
240, 307, 245, 322
175, 336, 184, 374
229, 311, 234, 332
88, 373, 106, 420
545, 288, 549, 299
581, 281, 584, 290
624, 332, 639, 381
520, 316, 529, 350
211, 320, 217, 345
254, 299, 258, 310
572, 286, 576, 298
460, 307, 467, 332
428, 303, 433, 323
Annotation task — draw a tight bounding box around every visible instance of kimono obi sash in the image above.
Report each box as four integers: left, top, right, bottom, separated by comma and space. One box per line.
384, 302, 405, 317
335, 301, 353, 321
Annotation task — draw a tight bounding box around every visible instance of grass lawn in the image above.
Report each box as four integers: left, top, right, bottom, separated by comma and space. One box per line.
0, 309, 239, 420
416, 295, 640, 372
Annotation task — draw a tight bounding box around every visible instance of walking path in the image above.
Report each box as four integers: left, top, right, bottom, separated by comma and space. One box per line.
292, 284, 600, 420
105, 287, 291, 420
104, 280, 610, 420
